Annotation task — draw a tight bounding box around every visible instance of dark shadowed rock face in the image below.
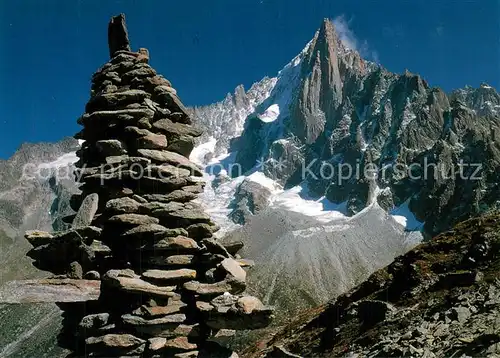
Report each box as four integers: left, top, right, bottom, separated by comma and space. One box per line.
242, 211, 500, 357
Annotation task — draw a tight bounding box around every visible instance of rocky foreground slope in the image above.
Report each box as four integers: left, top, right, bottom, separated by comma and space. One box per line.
242, 211, 500, 357
0, 139, 79, 358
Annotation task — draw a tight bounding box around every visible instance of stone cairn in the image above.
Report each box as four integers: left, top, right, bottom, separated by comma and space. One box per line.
24, 14, 273, 357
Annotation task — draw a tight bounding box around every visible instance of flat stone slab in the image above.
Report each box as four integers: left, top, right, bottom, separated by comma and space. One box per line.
0, 279, 101, 303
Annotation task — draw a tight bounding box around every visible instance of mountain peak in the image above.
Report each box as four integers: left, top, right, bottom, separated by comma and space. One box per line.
318, 18, 339, 43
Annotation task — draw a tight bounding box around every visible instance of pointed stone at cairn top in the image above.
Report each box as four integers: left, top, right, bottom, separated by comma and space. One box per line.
108, 13, 131, 58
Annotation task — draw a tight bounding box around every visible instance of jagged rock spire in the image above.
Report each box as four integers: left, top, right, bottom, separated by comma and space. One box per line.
108, 13, 131, 58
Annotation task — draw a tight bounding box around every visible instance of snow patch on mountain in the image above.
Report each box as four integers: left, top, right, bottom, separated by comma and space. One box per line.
258, 104, 280, 123
269, 184, 347, 222
37, 152, 78, 170
189, 137, 217, 165
390, 199, 424, 231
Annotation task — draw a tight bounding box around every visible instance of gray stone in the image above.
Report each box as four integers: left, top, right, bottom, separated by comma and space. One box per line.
86, 89, 151, 112
152, 236, 200, 252
122, 223, 168, 238
146, 164, 191, 178
85, 333, 145, 355
79, 313, 110, 330
102, 269, 176, 299
80, 108, 155, 127
68, 261, 83, 279
72, 193, 99, 228
0, 279, 101, 303
84, 270, 101, 280
187, 223, 219, 240
152, 87, 191, 122
137, 149, 203, 177
148, 255, 196, 267
24, 230, 53, 248
450, 306, 471, 323
105, 155, 151, 166
108, 213, 159, 227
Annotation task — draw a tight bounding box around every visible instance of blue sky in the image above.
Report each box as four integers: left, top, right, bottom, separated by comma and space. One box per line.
0, 0, 499, 159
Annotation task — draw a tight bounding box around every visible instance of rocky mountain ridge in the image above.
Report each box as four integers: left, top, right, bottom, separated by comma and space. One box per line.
241, 210, 500, 357
191, 19, 500, 238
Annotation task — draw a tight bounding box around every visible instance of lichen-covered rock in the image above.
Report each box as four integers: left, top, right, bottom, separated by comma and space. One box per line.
72, 193, 99, 228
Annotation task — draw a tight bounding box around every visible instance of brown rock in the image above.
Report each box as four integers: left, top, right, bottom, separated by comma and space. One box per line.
137, 132, 168, 149
148, 255, 196, 267
187, 223, 219, 240
134, 302, 187, 318
137, 149, 203, 176
219, 258, 247, 283
121, 223, 168, 239
102, 269, 176, 299
108, 214, 159, 226
153, 118, 202, 138
183, 280, 234, 297
137, 48, 150, 63
86, 89, 151, 112
148, 337, 166, 351
164, 337, 197, 351
167, 135, 195, 157
142, 269, 197, 284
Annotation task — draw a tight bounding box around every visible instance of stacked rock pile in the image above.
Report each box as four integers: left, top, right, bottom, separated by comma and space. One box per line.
24, 14, 273, 357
